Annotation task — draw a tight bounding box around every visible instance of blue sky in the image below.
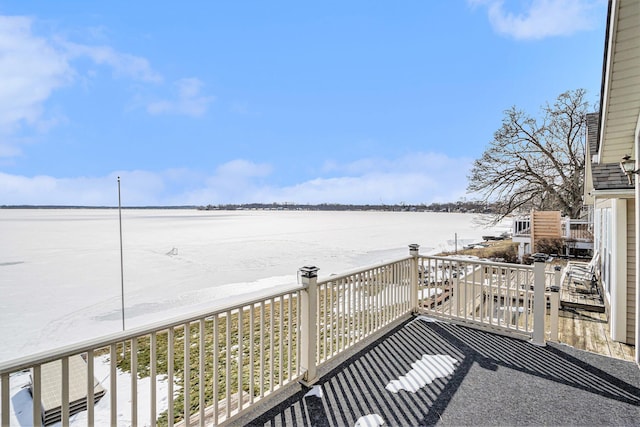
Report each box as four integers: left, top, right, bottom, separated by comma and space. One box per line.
0, 0, 607, 206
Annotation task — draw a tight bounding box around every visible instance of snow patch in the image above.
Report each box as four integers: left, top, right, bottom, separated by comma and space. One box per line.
304, 385, 323, 398
385, 354, 458, 393
355, 413, 385, 426
414, 315, 441, 323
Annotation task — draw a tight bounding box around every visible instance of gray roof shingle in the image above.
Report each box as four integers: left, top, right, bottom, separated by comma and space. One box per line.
587, 112, 634, 191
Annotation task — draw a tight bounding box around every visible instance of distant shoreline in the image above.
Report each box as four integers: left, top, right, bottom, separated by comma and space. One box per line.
1, 201, 496, 214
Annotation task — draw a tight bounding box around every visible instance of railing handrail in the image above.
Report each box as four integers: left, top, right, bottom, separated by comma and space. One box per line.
0, 283, 303, 374
421, 254, 534, 270
316, 256, 412, 285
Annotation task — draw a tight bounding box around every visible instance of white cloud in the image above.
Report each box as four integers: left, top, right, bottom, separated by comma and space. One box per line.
0, 16, 73, 135
147, 78, 214, 117
263, 153, 473, 205
0, 13, 213, 160
470, 0, 604, 40
0, 153, 472, 206
61, 40, 163, 83
0, 171, 165, 206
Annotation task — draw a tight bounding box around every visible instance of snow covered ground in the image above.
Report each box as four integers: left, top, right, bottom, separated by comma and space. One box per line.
0, 209, 504, 362
8, 355, 169, 426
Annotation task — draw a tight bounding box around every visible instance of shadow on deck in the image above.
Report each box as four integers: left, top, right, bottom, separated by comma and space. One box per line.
246, 317, 640, 426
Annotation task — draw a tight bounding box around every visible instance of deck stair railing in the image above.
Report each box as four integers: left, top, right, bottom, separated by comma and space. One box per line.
0, 246, 558, 427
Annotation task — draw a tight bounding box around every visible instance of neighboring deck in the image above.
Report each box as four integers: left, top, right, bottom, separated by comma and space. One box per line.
246, 317, 640, 426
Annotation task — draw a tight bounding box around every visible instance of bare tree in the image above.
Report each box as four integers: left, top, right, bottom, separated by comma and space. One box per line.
468, 89, 588, 223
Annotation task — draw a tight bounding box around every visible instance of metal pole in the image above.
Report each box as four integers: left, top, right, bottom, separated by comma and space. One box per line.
118, 177, 125, 331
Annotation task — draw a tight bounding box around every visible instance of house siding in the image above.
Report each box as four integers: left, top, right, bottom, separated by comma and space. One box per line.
627, 201, 636, 344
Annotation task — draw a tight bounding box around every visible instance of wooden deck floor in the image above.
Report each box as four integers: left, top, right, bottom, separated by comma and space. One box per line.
521, 262, 631, 361
552, 260, 635, 362
553, 307, 635, 362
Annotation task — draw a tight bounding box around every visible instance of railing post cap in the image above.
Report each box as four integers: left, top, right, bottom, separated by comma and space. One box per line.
532, 253, 548, 262
299, 265, 319, 278
409, 244, 420, 254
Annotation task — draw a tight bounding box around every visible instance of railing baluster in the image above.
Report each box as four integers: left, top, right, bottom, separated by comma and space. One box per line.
213, 315, 219, 425
383, 267, 389, 323
226, 311, 232, 420
184, 323, 190, 427
348, 277, 353, 346
488, 266, 494, 326
296, 291, 302, 376
131, 338, 138, 427
150, 333, 157, 427
269, 299, 274, 394
341, 279, 346, 352
32, 364, 42, 427
249, 304, 255, 404
86, 350, 94, 427
259, 301, 265, 399
238, 308, 244, 412
61, 356, 69, 426
1, 373, 8, 427
329, 282, 334, 357
287, 296, 293, 381
365, 272, 370, 331
168, 328, 174, 427
375, 269, 380, 330
522, 268, 528, 331
362, 272, 367, 338
278, 297, 283, 387
323, 283, 327, 362
199, 319, 205, 427
374, 270, 380, 331
110, 344, 118, 427
354, 275, 360, 341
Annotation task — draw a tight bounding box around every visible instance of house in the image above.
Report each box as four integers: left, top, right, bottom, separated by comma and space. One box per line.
584, 0, 640, 356
511, 211, 593, 261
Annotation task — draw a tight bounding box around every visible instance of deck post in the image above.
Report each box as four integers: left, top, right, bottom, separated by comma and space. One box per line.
299, 266, 319, 386
532, 253, 547, 346
547, 265, 562, 341
409, 244, 420, 313
548, 290, 560, 342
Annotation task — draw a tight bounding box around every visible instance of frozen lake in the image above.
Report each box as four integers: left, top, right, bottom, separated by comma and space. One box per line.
0, 208, 499, 362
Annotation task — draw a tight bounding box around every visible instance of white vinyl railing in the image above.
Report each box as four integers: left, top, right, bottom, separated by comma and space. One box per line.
417, 253, 559, 342
0, 287, 303, 427
418, 255, 535, 337
315, 258, 413, 367
0, 246, 557, 426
